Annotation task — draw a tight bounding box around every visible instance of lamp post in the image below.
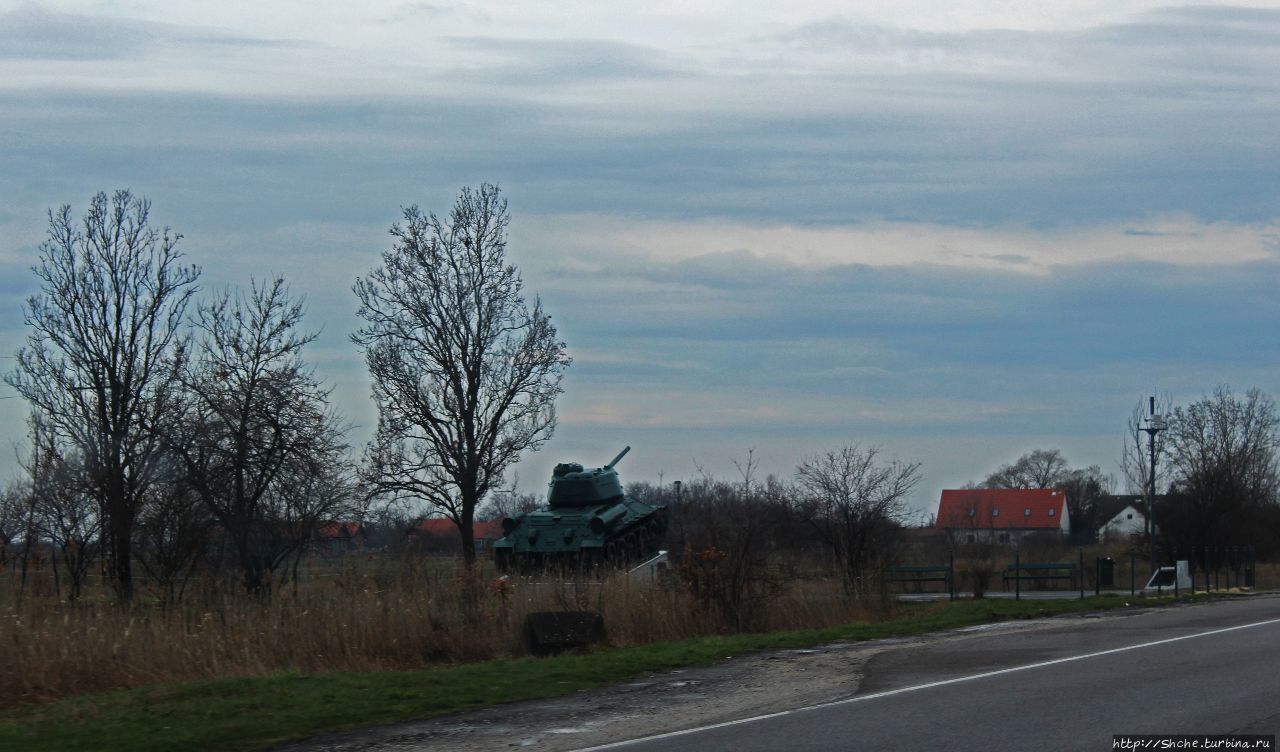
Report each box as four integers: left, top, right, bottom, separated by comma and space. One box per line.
1140, 396, 1166, 576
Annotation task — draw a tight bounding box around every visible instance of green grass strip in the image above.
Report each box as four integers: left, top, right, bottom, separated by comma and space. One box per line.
0, 594, 1180, 752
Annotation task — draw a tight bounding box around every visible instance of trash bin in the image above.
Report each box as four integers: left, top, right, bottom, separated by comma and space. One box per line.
1098, 557, 1115, 589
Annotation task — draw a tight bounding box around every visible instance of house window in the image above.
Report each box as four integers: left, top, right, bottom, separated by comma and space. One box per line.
998, 532, 1010, 543
966, 534, 976, 543
1048, 508, 1056, 517
1126, 513, 1133, 519
1024, 508, 1032, 517
968, 508, 976, 517
991, 508, 999, 517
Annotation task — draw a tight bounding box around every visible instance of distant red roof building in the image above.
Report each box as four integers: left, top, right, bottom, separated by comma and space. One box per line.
413, 519, 504, 539
317, 521, 365, 541
409, 518, 505, 554
936, 488, 1070, 541
314, 521, 367, 556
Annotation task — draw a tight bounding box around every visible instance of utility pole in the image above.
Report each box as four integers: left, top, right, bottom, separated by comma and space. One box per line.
1141, 396, 1166, 577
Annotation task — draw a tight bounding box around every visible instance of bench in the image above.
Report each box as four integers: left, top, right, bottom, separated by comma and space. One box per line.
886, 565, 953, 598
1002, 562, 1076, 589
886, 565, 951, 584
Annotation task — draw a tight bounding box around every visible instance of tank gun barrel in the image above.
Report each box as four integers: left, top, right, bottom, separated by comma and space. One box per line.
606, 446, 631, 469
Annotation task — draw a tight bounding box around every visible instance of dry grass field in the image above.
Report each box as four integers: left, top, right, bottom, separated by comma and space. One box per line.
0, 555, 887, 707
0, 541, 1266, 709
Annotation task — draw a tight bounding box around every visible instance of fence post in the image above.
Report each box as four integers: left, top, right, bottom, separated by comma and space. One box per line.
1015, 547, 1021, 601
1078, 548, 1085, 600
949, 552, 955, 601
1227, 546, 1233, 590
1130, 551, 1136, 597
1095, 556, 1100, 597
1249, 545, 1256, 588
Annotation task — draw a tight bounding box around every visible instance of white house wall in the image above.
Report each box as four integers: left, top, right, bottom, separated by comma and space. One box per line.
1101, 505, 1146, 540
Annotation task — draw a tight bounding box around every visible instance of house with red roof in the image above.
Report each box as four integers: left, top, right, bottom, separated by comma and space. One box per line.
935, 488, 1070, 544
314, 521, 367, 556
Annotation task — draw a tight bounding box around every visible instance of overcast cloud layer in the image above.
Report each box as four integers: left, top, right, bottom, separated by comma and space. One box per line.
2, 1, 1278, 512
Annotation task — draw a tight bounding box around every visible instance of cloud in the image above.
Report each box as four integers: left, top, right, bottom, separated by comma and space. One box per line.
767, 6, 1280, 81
969, 253, 1031, 264
519, 213, 1280, 272
525, 231, 1280, 446
3, 1, 1279, 508
441, 36, 685, 84
0, 5, 306, 61
3, 5, 1278, 225
383, 2, 457, 21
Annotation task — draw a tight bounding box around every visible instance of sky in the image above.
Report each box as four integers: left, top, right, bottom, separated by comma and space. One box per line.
2, 0, 1279, 517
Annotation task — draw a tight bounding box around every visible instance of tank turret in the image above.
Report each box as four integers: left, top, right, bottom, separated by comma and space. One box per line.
492, 446, 667, 572
548, 446, 629, 507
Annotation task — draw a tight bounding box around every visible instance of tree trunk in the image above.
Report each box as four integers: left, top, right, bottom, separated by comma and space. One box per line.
234, 531, 271, 598
243, 565, 269, 597
459, 510, 477, 567
109, 509, 135, 604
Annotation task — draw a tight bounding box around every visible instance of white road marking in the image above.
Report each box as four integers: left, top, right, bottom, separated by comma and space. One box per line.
568, 615, 1280, 752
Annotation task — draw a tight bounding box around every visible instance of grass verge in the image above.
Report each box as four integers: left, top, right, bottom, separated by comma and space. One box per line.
0, 594, 1183, 752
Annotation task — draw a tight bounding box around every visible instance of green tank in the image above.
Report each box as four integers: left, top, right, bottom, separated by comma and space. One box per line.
493, 447, 668, 572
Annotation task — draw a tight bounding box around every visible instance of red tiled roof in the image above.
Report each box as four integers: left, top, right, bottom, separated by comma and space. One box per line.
936, 488, 1069, 530
316, 521, 364, 540
414, 519, 504, 539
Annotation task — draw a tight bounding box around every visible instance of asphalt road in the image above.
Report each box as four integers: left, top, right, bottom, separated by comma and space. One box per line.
573, 596, 1280, 752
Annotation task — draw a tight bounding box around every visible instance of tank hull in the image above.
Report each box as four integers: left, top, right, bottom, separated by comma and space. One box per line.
492, 497, 667, 572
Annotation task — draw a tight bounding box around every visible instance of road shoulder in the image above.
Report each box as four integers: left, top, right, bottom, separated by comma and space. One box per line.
275, 604, 1164, 752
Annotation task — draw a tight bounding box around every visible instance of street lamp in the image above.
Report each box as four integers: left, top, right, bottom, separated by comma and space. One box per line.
1140, 396, 1166, 576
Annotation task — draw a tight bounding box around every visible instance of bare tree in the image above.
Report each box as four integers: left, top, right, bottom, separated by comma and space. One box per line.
794, 444, 920, 597
168, 277, 352, 595
5, 191, 200, 602
134, 466, 211, 604
477, 487, 543, 521
1163, 386, 1279, 551
666, 462, 790, 631
23, 421, 101, 601
1058, 467, 1114, 544
0, 481, 27, 570
983, 448, 1069, 489
352, 184, 571, 566
272, 453, 359, 589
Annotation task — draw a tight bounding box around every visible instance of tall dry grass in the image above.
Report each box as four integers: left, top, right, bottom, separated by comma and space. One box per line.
0, 556, 883, 707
